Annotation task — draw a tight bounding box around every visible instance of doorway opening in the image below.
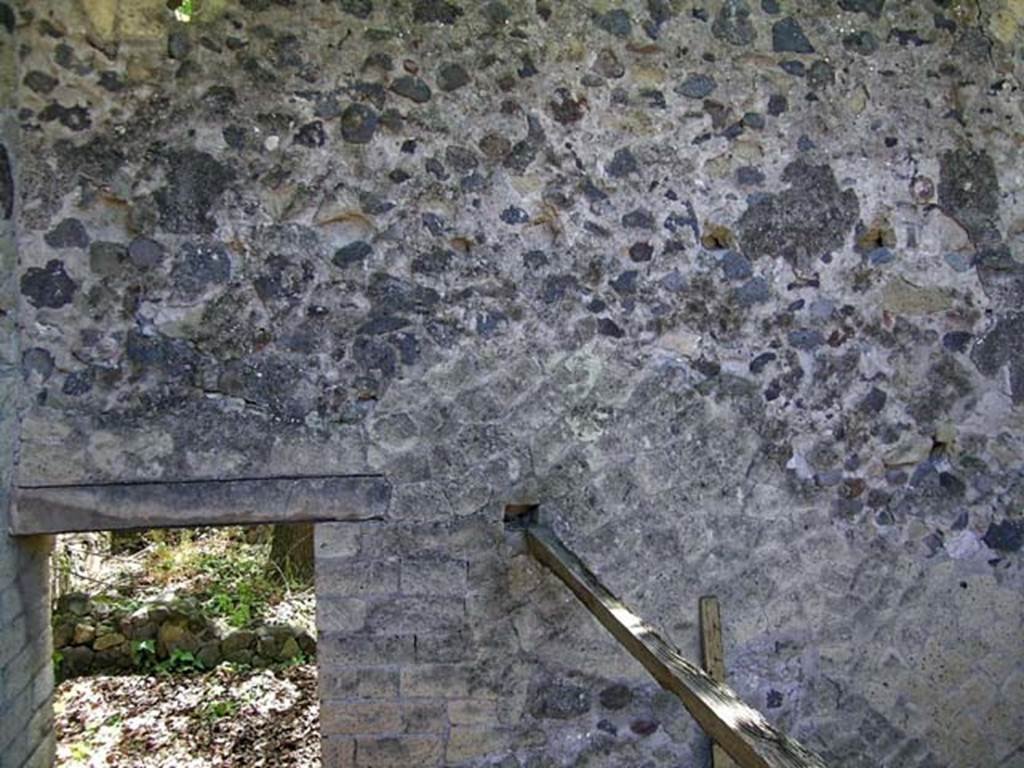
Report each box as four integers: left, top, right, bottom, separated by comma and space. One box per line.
50, 523, 320, 767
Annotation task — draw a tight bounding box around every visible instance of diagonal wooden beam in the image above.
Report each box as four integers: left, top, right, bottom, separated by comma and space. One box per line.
10, 474, 391, 535
525, 524, 828, 768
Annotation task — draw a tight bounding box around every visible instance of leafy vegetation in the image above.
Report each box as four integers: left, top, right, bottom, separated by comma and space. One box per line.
146, 532, 285, 628
53, 526, 316, 637
172, 0, 197, 22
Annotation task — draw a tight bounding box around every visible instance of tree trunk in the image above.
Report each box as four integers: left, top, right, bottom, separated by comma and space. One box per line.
267, 522, 315, 583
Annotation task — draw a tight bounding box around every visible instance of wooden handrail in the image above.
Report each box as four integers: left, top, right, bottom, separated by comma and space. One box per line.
524, 523, 828, 768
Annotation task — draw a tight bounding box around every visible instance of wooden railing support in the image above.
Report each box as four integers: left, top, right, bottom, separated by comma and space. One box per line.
523, 523, 828, 768
700, 596, 739, 768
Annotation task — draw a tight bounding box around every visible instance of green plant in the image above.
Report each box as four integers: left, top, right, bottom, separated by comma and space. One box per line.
69, 741, 92, 762
134, 526, 314, 634
202, 699, 239, 721
156, 648, 204, 674
172, 0, 197, 22
52, 649, 64, 677
279, 652, 308, 669
130, 639, 157, 669
193, 548, 289, 629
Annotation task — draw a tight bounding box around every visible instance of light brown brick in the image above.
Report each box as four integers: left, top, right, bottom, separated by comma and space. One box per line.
321, 737, 355, 767
400, 558, 467, 595
320, 667, 400, 700
317, 598, 368, 633
401, 700, 448, 734
318, 559, 400, 598
401, 664, 493, 698
355, 735, 443, 767
448, 698, 498, 727
322, 701, 403, 735
445, 727, 510, 763
320, 634, 416, 665
365, 596, 465, 635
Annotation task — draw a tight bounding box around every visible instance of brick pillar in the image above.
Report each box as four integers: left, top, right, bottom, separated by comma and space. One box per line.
316, 517, 514, 767
0, 9, 56, 766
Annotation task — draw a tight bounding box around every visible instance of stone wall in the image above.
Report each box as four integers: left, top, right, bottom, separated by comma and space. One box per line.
0, 4, 55, 766
8, 0, 1024, 766
53, 592, 315, 679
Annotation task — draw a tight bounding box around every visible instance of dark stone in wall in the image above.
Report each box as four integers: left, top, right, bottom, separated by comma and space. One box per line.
45, 218, 89, 249
0, 145, 11, 219
126, 330, 200, 378
171, 241, 231, 296
839, 0, 885, 18
808, 60, 835, 89
167, 28, 191, 60
713, 0, 755, 46
390, 76, 432, 103
721, 251, 752, 280
599, 683, 632, 710
528, 678, 592, 719
843, 29, 880, 55
594, 8, 632, 38
971, 313, 1024, 404
22, 347, 55, 381
128, 237, 166, 269
772, 17, 815, 53
340, 103, 378, 143
437, 62, 469, 92
339, 0, 373, 19
63, 368, 95, 396
24, 70, 58, 94
38, 102, 92, 131
788, 329, 825, 350
154, 150, 234, 234
938, 147, 1001, 246
975, 244, 1024, 309
677, 73, 717, 99
737, 160, 859, 269
735, 276, 770, 305
89, 241, 128, 276
606, 147, 639, 178
334, 240, 373, 268
294, 120, 326, 147
20, 259, 77, 308
413, 0, 463, 24
982, 519, 1024, 552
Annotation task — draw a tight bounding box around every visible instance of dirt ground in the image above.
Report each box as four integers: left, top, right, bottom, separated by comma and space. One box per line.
54, 664, 320, 767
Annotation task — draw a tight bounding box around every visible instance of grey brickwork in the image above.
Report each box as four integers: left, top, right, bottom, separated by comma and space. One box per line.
5, 1, 1024, 766
1, 6, 55, 766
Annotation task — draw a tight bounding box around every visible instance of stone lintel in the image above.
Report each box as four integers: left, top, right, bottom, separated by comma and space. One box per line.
10, 474, 391, 535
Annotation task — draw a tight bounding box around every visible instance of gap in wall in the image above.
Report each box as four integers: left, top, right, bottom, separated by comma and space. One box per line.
49, 524, 320, 768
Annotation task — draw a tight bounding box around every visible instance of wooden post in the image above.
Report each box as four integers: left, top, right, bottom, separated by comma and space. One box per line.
525, 523, 828, 768
700, 596, 738, 768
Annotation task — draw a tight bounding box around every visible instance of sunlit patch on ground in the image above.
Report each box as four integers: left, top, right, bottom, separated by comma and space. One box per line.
55, 664, 319, 767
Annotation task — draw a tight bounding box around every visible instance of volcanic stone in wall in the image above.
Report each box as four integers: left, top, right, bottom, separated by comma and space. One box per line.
737, 160, 859, 271
938, 147, 1001, 247
972, 312, 1024, 404
154, 149, 234, 234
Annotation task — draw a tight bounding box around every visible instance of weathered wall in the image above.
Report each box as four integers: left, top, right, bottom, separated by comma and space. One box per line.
9, 0, 1024, 766
1, 4, 55, 766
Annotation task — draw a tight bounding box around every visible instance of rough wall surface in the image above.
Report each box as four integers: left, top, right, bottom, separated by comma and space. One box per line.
1, 6, 55, 766
9, 0, 1024, 766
